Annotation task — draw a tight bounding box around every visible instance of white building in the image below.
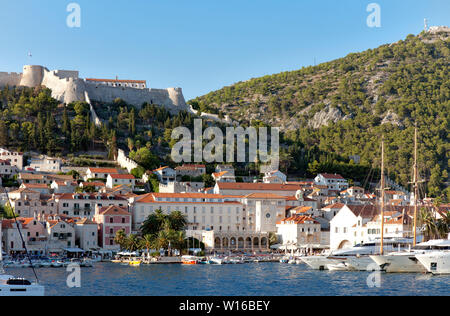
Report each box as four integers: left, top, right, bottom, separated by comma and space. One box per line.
175, 164, 206, 178
75, 218, 99, 251
1, 219, 28, 254
85, 168, 120, 181
330, 204, 378, 250
46, 219, 76, 252
106, 173, 136, 189
212, 170, 236, 183
0, 159, 18, 178
130, 193, 244, 233
276, 215, 322, 249
263, 170, 287, 184
151, 166, 176, 184
28, 156, 62, 172
314, 173, 349, 191
0, 148, 24, 170
50, 180, 78, 194
241, 193, 286, 233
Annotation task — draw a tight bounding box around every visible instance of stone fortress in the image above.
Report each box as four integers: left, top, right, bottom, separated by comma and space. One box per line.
0, 65, 191, 114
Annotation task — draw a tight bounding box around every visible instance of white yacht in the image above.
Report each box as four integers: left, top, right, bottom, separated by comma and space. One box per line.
370, 239, 450, 273
301, 238, 413, 271
416, 250, 450, 275
0, 253, 45, 296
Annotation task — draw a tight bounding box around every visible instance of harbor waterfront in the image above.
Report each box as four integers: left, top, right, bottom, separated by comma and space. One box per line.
4, 262, 450, 296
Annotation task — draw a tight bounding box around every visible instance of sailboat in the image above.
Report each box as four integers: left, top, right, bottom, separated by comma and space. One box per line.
301, 139, 413, 271
370, 127, 436, 273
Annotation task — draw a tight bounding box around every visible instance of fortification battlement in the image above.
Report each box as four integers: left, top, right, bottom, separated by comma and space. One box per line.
0, 64, 191, 114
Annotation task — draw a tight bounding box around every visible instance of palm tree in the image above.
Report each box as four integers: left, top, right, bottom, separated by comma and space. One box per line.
169, 230, 186, 255
125, 234, 142, 252
419, 208, 438, 241
155, 230, 171, 251
140, 209, 166, 236
114, 230, 127, 250
141, 234, 155, 257
168, 211, 187, 231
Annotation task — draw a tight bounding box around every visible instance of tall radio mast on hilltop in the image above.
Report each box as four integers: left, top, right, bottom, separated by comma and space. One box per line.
424, 18, 428, 31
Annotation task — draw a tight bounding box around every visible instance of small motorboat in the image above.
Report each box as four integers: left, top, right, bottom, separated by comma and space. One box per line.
210, 257, 224, 265
129, 260, 141, 266
181, 255, 198, 265
51, 260, 64, 268
327, 262, 349, 271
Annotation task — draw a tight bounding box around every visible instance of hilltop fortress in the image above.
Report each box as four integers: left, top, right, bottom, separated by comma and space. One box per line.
0, 65, 191, 113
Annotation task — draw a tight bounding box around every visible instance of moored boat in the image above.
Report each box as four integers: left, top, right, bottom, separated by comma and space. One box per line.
181, 255, 199, 265
415, 251, 450, 275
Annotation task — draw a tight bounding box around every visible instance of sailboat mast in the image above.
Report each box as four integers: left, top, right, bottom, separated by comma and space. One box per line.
380, 139, 385, 255
413, 127, 418, 246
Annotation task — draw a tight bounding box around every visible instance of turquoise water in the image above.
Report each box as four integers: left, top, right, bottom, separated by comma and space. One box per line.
5, 262, 450, 296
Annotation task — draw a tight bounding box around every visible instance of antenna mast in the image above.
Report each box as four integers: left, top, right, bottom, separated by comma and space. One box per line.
380, 138, 385, 255
413, 126, 419, 246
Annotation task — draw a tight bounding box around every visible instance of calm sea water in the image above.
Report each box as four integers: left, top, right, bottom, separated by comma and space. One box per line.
5, 262, 450, 296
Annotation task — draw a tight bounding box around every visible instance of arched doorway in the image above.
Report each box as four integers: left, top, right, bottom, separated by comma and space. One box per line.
222, 237, 229, 249
253, 237, 260, 249
245, 237, 252, 249
230, 237, 237, 249
261, 237, 268, 248
214, 237, 222, 249
238, 237, 245, 249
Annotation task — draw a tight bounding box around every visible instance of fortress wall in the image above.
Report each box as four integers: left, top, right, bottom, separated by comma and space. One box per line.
41, 70, 86, 104
85, 92, 102, 127
0, 72, 22, 87
53, 70, 79, 80
85, 83, 191, 113
117, 149, 139, 173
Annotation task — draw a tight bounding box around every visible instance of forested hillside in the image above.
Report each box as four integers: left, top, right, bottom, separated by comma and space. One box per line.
191, 31, 450, 200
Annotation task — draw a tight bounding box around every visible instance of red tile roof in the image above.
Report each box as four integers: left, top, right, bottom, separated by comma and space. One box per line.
98, 205, 130, 216
109, 174, 135, 179
279, 215, 319, 225
319, 173, 345, 180
88, 168, 119, 174
86, 78, 146, 84
216, 182, 304, 191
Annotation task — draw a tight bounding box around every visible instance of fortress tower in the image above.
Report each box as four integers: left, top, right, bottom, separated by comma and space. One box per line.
19, 65, 46, 87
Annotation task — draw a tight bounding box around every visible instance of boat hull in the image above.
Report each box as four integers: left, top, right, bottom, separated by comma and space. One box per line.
345, 256, 380, 271
300, 256, 343, 270
416, 252, 450, 274
370, 253, 426, 273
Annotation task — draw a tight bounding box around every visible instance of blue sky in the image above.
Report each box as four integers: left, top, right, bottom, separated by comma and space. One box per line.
0, 0, 448, 100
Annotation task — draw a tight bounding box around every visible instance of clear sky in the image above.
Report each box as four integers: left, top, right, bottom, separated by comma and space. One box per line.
0, 0, 448, 100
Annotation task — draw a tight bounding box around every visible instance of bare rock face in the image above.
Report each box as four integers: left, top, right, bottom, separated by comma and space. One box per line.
308, 105, 345, 129
381, 110, 404, 127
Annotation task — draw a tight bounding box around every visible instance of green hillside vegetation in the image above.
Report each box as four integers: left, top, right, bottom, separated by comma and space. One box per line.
191, 32, 450, 200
